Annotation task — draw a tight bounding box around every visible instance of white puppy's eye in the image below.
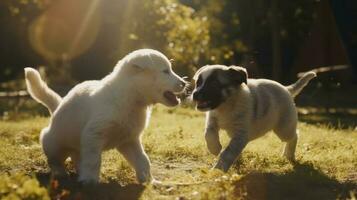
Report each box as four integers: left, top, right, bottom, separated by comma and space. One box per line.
162, 69, 170, 74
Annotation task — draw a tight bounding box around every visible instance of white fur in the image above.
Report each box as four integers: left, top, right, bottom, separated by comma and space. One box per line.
25, 49, 185, 183
24, 68, 62, 114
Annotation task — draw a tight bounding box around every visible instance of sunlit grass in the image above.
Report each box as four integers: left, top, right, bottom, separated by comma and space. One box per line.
0, 106, 356, 199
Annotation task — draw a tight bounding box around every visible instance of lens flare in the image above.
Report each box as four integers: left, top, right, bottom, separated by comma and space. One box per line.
28, 0, 101, 61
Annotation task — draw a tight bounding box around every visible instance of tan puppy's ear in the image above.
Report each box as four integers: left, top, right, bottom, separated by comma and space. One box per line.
228, 66, 248, 85
193, 65, 208, 81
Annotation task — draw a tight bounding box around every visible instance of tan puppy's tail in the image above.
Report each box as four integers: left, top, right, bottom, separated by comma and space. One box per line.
286, 71, 316, 98
24, 68, 62, 114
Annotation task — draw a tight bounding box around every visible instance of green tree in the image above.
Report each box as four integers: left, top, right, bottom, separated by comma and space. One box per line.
109, 0, 210, 76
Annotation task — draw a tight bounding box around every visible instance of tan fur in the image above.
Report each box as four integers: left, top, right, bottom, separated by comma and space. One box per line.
193, 65, 316, 172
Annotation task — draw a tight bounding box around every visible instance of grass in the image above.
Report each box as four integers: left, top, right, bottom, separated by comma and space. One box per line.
0, 105, 356, 199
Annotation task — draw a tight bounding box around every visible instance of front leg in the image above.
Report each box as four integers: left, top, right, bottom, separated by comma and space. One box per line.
205, 113, 222, 156
78, 125, 103, 184
118, 140, 152, 184
214, 132, 248, 172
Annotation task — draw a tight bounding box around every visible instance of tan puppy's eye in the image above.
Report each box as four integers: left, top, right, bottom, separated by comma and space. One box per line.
162, 69, 170, 74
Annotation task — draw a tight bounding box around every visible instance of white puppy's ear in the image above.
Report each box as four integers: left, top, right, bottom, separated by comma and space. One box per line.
228, 66, 248, 85
132, 64, 144, 70
129, 54, 152, 70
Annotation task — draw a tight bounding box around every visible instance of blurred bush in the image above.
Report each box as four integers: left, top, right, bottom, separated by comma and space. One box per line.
0, 173, 50, 200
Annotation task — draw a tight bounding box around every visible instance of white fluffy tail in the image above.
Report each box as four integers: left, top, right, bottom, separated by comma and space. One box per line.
24, 68, 62, 114
286, 71, 316, 98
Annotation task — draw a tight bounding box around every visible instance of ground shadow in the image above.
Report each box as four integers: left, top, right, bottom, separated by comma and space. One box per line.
233, 162, 356, 200
35, 172, 145, 200
298, 112, 357, 129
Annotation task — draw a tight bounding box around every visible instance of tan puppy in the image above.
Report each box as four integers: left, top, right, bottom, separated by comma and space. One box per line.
192, 65, 316, 172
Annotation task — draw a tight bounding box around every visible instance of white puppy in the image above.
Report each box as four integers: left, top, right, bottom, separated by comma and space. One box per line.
191, 65, 316, 172
25, 49, 186, 184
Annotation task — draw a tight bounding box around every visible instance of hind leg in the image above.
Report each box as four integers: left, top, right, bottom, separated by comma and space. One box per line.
282, 132, 298, 162
274, 124, 298, 163
274, 105, 299, 163
47, 156, 67, 178
40, 127, 68, 178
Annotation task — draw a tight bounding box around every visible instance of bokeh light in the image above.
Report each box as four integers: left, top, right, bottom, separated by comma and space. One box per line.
28, 0, 101, 61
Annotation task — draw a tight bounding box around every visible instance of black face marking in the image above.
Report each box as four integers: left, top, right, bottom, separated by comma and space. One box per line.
193, 67, 247, 111
193, 71, 223, 110
196, 75, 203, 88
228, 66, 247, 85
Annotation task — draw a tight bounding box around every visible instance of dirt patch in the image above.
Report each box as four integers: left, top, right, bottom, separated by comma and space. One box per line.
151, 158, 210, 182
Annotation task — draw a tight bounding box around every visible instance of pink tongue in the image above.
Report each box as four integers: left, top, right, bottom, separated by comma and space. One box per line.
198, 101, 208, 107
164, 91, 178, 104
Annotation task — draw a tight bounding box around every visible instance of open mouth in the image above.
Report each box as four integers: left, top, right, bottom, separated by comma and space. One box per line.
196, 100, 211, 110
163, 91, 180, 106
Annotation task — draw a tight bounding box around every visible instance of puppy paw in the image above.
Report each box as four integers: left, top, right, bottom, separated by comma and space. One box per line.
137, 173, 153, 184
206, 140, 222, 156
285, 155, 296, 164
78, 179, 98, 196
283, 150, 296, 164
151, 178, 162, 186
213, 158, 231, 172
78, 180, 98, 195
78, 176, 98, 187
213, 161, 225, 172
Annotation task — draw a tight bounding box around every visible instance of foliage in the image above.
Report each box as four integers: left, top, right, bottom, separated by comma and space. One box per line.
0, 173, 50, 200
110, 0, 210, 76
154, 0, 210, 75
